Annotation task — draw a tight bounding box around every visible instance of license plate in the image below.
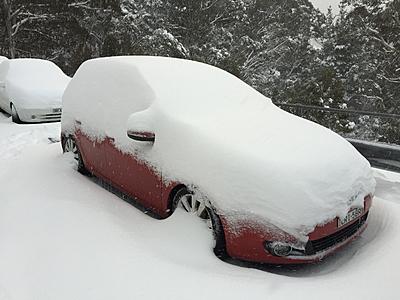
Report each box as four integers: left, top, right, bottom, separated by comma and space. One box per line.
338, 207, 364, 228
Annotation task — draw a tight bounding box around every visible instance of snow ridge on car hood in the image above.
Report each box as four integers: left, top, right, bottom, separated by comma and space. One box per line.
62, 56, 376, 242
140, 100, 375, 242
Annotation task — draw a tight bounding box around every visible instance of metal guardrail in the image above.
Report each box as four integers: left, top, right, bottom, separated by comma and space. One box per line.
275, 103, 400, 119
347, 139, 400, 173
275, 103, 400, 172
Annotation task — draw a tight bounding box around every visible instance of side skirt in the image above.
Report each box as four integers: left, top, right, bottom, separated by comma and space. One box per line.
89, 174, 165, 220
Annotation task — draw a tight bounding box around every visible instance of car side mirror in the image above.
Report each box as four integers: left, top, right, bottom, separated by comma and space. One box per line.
127, 130, 155, 143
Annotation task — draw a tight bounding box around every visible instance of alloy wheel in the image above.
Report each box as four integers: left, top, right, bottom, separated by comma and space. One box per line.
180, 193, 212, 228
64, 137, 80, 162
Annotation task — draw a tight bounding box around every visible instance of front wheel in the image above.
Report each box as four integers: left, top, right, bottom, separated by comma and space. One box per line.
174, 188, 227, 258
63, 136, 89, 175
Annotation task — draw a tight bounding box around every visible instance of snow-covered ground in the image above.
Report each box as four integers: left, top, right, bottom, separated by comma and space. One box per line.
0, 111, 398, 299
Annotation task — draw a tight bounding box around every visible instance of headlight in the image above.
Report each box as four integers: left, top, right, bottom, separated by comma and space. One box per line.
265, 241, 293, 257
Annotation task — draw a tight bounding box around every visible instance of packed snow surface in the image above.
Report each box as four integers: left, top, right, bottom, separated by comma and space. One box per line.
0, 111, 398, 299
0, 112, 59, 159
0, 58, 70, 108
62, 56, 375, 242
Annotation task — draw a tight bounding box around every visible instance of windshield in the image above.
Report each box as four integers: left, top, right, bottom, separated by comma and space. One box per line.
7, 59, 69, 88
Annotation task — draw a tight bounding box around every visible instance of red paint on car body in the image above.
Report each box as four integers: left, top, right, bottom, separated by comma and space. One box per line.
221, 195, 372, 264
64, 129, 373, 265
74, 131, 168, 218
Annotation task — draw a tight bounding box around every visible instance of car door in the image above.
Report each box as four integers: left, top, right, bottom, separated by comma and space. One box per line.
102, 138, 164, 216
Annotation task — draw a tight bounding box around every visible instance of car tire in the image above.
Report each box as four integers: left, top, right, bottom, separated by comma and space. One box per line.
63, 136, 89, 175
173, 188, 227, 258
10, 103, 22, 124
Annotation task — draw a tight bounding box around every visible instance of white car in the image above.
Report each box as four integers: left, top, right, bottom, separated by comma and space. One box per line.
0, 58, 70, 123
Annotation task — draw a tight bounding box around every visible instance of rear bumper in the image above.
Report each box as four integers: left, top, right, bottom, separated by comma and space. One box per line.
18, 107, 61, 123
222, 195, 373, 265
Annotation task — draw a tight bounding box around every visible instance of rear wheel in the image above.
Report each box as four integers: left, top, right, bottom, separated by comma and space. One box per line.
64, 136, 89, 175
173, 188, 227, 258
10, 103, 21, 124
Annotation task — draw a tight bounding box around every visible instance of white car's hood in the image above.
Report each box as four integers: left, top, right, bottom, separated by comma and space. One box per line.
7, 81, 64, 109
4, 58, 70, 110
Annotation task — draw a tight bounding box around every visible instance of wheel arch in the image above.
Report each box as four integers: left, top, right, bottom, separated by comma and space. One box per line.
166, 183, 188, 215
10, 100, 18, 112
10, 101, 22, 123
165, 183, 227, 258
63, 134, 90, 175
60, 132, 67, 151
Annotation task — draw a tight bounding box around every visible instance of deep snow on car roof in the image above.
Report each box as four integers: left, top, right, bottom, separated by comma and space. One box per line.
7, 58, 69, 85
68, 56, 269, 113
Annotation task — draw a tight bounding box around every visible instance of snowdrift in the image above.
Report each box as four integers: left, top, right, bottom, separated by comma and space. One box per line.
62, 56, 375, 242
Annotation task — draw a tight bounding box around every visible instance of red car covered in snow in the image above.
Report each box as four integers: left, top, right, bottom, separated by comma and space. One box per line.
61, 56, 374, 266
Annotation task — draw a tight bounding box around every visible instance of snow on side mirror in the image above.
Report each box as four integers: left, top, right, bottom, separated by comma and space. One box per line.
127, 130, 155, 143
127, 108, 156, 143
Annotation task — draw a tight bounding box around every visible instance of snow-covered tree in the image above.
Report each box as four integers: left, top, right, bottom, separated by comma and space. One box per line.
0, 0, 398, 143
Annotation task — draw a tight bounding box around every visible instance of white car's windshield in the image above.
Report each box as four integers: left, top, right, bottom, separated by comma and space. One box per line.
8, 59, 69, 88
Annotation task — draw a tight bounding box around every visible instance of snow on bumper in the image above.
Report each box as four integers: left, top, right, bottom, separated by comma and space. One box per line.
18, 107, 62, 123
221, 195, 373, 265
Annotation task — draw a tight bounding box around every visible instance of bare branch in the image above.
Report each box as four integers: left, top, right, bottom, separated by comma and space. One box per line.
366, 27, 396, 52
379, 74, 400, 84
12, 15, 49, 36
10, 7, 23, 19
210, 13, 223, 25
201, 0, 219, 11
68, 1, 98, 10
